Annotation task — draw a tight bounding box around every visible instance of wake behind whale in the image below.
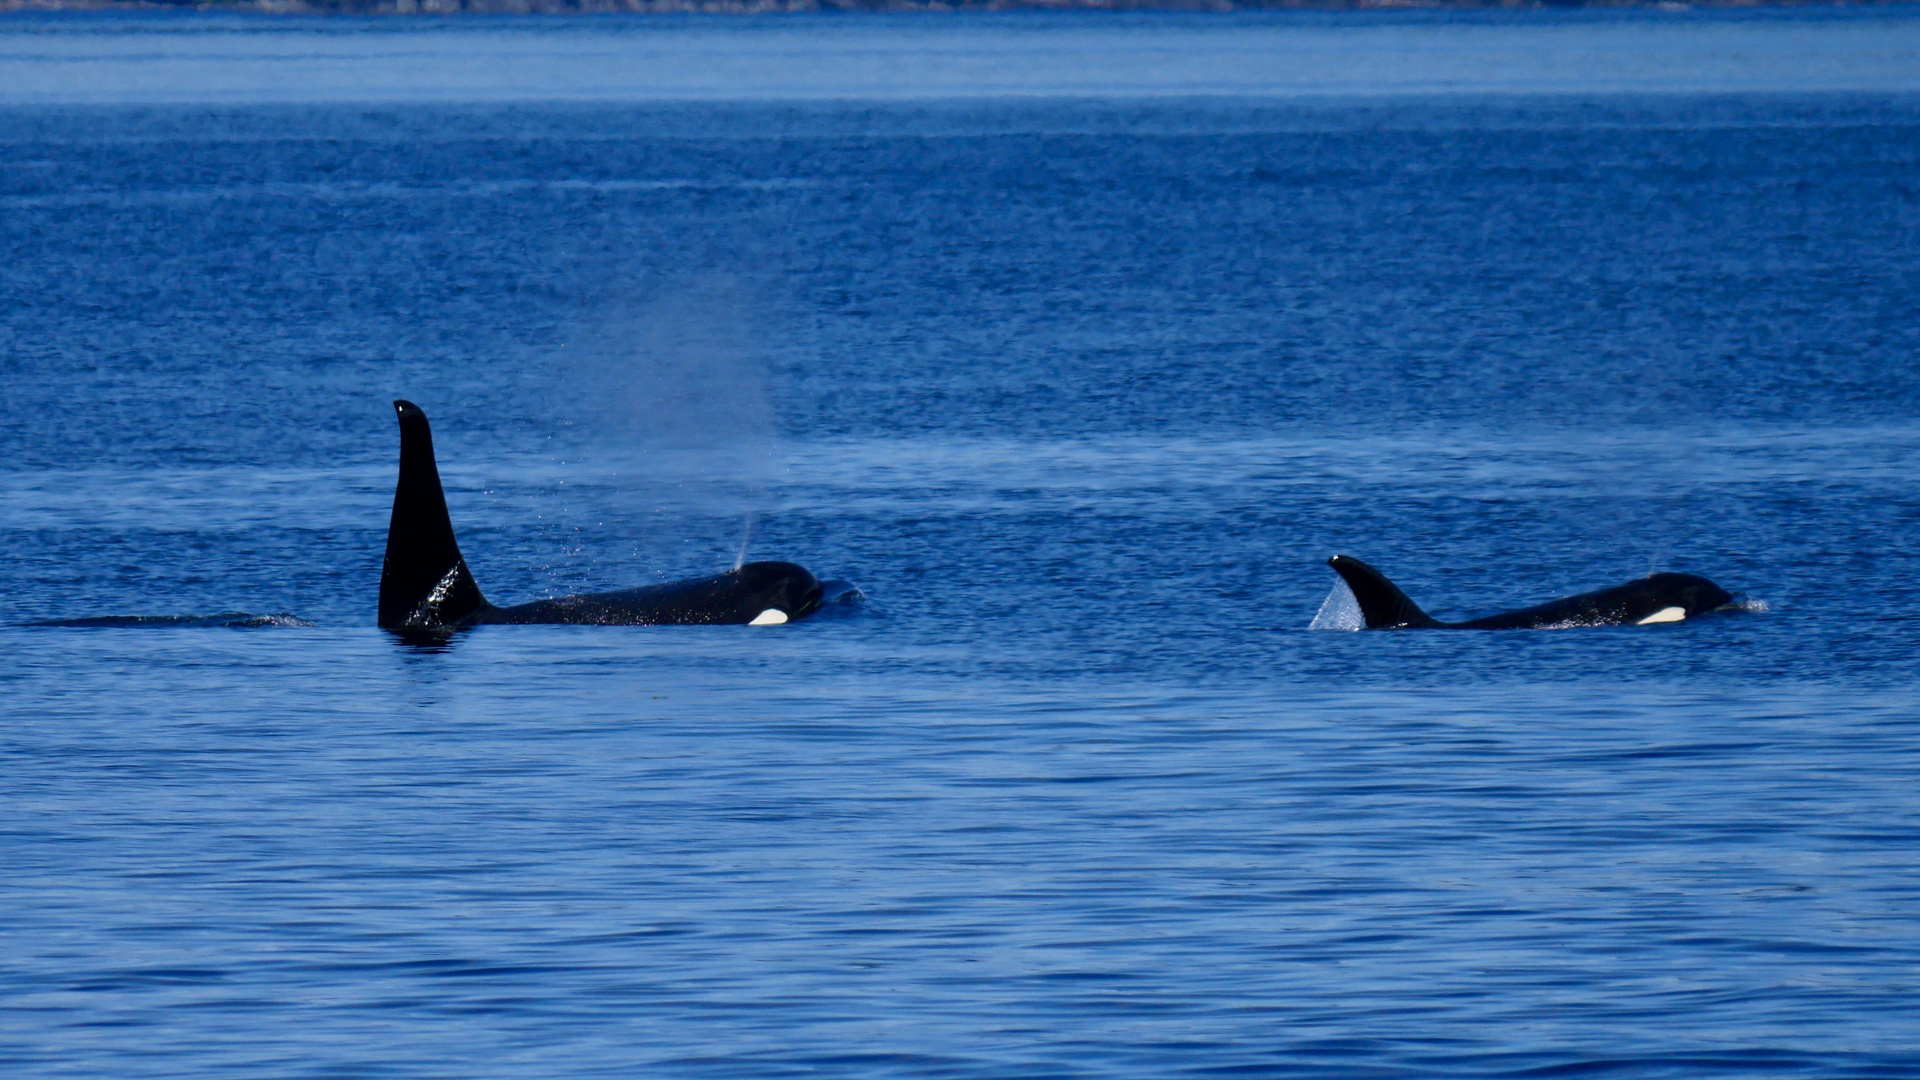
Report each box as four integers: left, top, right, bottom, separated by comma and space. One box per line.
27, 613, 314, 628
379, 401, 827, 633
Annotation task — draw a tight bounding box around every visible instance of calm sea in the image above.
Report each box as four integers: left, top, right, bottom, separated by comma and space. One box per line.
3, 8, 1919, 1076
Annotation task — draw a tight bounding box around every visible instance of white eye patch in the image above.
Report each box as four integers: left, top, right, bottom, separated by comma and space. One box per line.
749, 609, 789, 626
1636, 606, 1686, 625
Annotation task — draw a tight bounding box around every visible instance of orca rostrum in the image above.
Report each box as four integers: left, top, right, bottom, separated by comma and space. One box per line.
378, 401, 823, 632
1327, 554, 1734, 630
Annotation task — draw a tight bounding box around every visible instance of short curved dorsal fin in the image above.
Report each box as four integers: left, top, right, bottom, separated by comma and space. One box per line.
1328, 555, 1442, 629
377, 401, 489, 629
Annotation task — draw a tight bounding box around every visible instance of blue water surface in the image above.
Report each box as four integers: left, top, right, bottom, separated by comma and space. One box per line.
2, 9, 1919, 1077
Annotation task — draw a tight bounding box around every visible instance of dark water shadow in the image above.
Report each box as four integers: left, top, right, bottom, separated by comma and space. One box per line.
384, 627, 467, 655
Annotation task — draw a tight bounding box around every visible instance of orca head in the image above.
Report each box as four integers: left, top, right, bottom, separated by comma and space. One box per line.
1646, 572, 1734, 616
733, 561, 823, 623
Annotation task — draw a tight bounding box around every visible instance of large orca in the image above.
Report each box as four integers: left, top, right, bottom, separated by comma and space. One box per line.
378, 401, 823, 632
1327, 555, 1734, 630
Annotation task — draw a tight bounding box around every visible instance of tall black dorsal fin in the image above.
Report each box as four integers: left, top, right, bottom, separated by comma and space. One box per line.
1328, 555, 1442, 629
378, 401, 489, 630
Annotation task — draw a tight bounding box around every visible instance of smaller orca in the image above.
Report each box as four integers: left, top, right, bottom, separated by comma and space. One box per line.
1327, 555, 1735, 630
379, 401, 824, 632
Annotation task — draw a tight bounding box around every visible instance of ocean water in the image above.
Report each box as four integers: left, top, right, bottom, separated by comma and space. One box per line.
4, 9, 1920, 1076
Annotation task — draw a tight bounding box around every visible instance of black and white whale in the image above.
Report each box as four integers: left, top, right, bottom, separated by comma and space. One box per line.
378, 400, 823, 632
1327, 555, 1734, 630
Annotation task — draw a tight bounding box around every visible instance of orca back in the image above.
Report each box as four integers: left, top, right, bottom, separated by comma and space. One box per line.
481, 562, 821, 626
378, 401, 489, 630
1453, 572, 1734, 629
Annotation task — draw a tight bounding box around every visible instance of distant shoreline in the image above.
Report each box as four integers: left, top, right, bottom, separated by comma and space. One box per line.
0, 0, 1902, 14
